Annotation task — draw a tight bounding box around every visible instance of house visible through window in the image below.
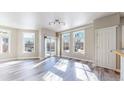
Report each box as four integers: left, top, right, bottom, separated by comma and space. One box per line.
73, 31, 85, 53
62, 33, 70, 52
0, 31, 9, 53
23, 32, 35, 53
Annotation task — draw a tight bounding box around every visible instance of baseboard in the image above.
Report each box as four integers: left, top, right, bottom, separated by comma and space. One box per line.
0, 57, 40, 62
0, 58, 17, 62
16, 57, 40, 60
61, 55, 95, 63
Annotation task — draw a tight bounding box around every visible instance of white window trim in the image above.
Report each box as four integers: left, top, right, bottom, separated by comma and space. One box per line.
72, 30, 85, 54
0, 29, 10, 54
23, 32, 35, 54
62, 33, 70, 53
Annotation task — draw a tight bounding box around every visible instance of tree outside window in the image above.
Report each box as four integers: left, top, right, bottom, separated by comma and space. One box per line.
73, 31, 85, 53
0, 32, 9, 53
62, 33, 70, 52
23, 32, 35, 53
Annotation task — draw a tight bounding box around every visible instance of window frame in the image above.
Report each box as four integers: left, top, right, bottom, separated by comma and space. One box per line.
72, 30, 85, 54
0, 30, 10, 54
62, 33, 70, 53
23, 32, 35, 53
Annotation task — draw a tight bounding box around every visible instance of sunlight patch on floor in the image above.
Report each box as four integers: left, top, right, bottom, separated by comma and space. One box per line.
82, 64, 91, 71
74, 62, 99, 81
32, 61, 45, 68
75, 68, 88, 80
54, 59, 69, 72
42, 71, 63, 81
74, 62, 83, 69
33, 57, 56, 68
86, 71, 99, 81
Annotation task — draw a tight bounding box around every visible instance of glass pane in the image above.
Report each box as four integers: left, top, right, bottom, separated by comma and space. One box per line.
45, 38, 51, 57
50, 39, 56, 56
23, 33, 35, 53
2, 37, 9, 53
0, 36, 2, 53
62, 33, 70, 52
45, 37, 56, 57
0, 32, 9, 53
73, 31, 84, 53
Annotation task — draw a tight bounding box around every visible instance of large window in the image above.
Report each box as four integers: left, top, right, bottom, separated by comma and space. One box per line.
62, 33, 70, 52
73, 31, 85, 53
0, 31, 9, 53
23, 32, 35, 53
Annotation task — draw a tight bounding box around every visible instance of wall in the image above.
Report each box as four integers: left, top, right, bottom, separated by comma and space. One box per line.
0, 13, 122, 64
122, 26, 124, 48
94, 13, 120, 29
94, 13, 121, 69
16, 29, 39, 59
0, 26, 57, 61
39, 28, 57, 60
60, 13, 121, 65
56, 32, 61, 57
0, 26, 39, 61
121, 17, 124, 48
0, 27, 18, 61
61, 25, 95, 62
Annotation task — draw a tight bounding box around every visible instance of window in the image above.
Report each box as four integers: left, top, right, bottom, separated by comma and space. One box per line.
62, 33, 70, 52
23, 32, 35, 53
0, 31, 9, 53
73, 31, 85, 53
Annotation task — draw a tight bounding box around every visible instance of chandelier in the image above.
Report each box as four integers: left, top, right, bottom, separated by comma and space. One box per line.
49, 19, 65, 26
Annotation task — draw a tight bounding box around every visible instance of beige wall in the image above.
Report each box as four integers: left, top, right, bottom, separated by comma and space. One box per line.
61, 26, 95, 62
121, 17, 124, 48
94, 13, 121, 69
60, 13, 121, 64
122, 25, 124, 48
0, 13, 123, 64
0, 26, 39, 61
94, 13, 120, 29
121, 17, 124, 25
0, 26, 57, 61
16, 29, 39, 59
0, 28, 17, 60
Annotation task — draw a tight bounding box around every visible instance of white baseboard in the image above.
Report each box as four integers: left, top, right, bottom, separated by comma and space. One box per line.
16, 57, 40, 60
0, 57, 40, 62
0, 58, 17, 62
61, 55, 95, 63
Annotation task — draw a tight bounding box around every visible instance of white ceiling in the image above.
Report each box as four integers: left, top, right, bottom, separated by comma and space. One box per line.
0, 12, 120, 32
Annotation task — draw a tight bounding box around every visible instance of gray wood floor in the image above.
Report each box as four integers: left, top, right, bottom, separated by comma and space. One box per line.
0, 57, 120, 81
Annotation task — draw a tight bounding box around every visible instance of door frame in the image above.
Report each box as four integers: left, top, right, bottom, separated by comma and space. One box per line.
95, 26, 117, 70
44, 36, 56, 58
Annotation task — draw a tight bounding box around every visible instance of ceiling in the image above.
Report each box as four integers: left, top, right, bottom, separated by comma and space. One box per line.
0, 12, 121, 32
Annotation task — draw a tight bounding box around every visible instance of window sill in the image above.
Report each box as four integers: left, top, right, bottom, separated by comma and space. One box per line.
73, 51, 85, 55
63, 50, 70, 53
0, 52, 9, 55
23, 52, 35, 54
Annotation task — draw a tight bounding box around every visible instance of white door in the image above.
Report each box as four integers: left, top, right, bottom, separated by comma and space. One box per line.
95, 26, 116, 70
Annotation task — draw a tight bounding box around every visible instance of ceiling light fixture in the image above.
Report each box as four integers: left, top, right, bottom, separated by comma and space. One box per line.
49, 19, 65, 26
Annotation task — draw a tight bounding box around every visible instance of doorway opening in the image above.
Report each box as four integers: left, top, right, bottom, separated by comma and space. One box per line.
45, 36, 56, 58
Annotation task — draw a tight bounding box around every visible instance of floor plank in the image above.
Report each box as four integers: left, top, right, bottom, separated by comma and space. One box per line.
0, 57, 120, 81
